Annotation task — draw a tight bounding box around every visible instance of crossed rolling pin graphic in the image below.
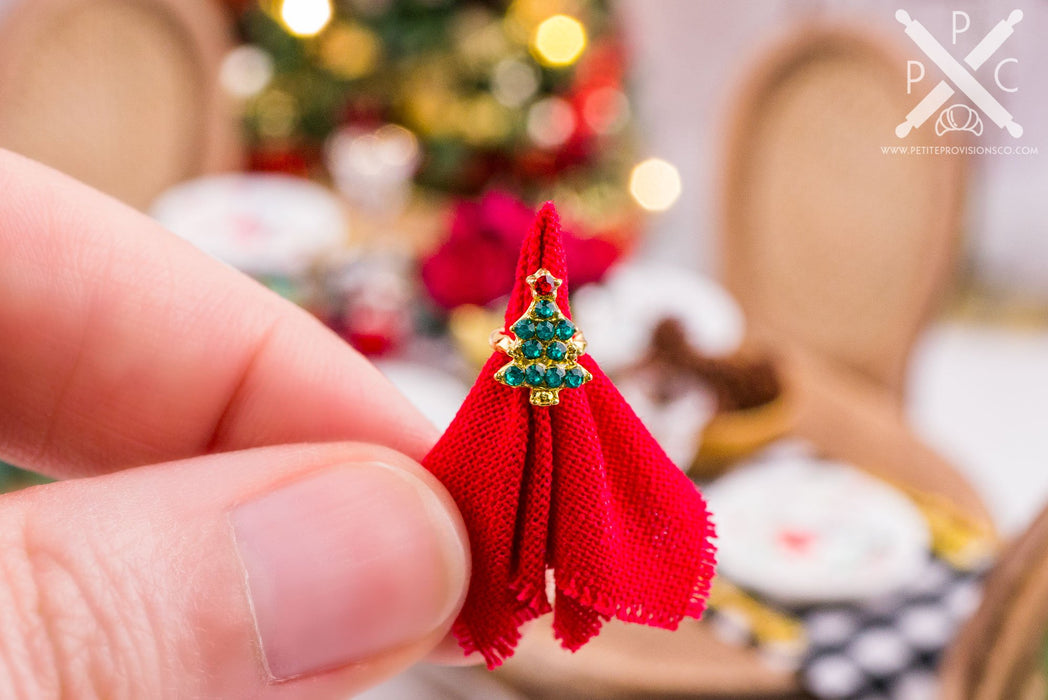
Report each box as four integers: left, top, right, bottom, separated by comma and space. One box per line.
896, 9, 1023, 139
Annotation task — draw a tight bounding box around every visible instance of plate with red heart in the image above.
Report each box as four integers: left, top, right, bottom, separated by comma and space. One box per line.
706, 446, 930, 605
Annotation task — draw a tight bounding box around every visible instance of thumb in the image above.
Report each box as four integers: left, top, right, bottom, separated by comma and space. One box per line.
0, 443, 470, 699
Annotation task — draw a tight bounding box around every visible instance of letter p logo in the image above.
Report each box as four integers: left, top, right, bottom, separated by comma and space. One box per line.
906, 60, 925, 94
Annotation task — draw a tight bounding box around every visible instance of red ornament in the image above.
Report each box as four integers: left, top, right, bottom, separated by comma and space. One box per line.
422, 202, 716, 668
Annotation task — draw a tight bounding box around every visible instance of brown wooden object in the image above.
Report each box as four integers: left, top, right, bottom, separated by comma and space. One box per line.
0, 0, 242, 209
720, 26, 966, 402
941, 505, 1048, 700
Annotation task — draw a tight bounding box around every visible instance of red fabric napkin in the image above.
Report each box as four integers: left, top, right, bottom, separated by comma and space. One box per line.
423, 202, 716, 668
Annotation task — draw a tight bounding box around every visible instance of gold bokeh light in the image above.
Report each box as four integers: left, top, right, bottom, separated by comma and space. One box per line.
629, 158, 682, 212
531, 14, 587, 67
280, 0, 334, 38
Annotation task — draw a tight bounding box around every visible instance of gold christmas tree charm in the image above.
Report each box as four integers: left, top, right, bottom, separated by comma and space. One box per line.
491, 269, 592, 406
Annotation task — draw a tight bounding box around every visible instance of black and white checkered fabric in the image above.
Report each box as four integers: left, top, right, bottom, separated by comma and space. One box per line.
799, 557, 983, 700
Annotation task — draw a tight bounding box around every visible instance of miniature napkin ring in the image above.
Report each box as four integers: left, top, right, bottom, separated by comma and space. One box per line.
490, 268, 591, 406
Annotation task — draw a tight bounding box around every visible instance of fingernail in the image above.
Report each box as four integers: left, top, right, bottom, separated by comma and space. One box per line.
230, 462, 467, 680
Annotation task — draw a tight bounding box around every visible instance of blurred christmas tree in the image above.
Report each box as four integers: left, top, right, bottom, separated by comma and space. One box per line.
223, 0, 640, 241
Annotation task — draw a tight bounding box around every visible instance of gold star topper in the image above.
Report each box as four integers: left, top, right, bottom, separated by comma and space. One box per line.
491, 269, 592, 406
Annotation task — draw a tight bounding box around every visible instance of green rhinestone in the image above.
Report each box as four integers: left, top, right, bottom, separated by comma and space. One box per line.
521, 339, 543, 359
503, 364, 525, 386
524, 363, 546, 387
512, 319, 536, 340
555, 319, 575, 340
564, 367, 586, 388
544, 365, 566, 388
535, 320, 555, 341
546, 341, 568, 361
534, 300, 556, 318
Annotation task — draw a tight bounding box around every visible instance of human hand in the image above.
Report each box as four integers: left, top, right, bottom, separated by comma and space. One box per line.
0, 150, 470, 698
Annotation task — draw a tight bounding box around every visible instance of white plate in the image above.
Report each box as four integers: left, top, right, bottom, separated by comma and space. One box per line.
150, 173, 346, 276
706, 453, 930, 605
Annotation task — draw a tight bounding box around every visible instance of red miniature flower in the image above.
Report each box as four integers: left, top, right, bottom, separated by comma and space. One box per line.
419, 191, 621, 310
419, 191, 533, 310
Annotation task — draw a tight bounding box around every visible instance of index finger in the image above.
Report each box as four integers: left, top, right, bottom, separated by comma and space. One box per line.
0, 150, 439, 477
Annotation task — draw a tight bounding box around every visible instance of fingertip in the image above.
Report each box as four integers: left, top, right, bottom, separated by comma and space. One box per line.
0, 442, 471, 698
230, 460, 469, 680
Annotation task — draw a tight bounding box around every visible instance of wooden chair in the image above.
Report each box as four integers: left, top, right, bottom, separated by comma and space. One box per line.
0, 0, 241, 209
720, 26, 966, 406
940, 505, 1048, 699
497, 24, 991, 699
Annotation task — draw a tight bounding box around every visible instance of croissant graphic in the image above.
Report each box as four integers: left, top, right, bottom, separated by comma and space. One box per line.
935, 103, 984, 136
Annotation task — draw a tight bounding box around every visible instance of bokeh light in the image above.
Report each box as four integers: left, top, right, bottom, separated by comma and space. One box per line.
583, 86, 630, 135
459, 95, 513, 146
327, 124, 420, 180
319, 22, 381, 79
491, 57, 540, 107
280, 0, 334, 37
373, 124, 421, 171
527, 97, 576, 148
629, 158, 682, 212
531, 14, 587, 67
219, 46, 274, 99
254, 90, 299, 138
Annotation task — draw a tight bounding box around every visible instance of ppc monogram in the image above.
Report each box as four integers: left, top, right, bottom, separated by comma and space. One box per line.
896, 9, 1022, 139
